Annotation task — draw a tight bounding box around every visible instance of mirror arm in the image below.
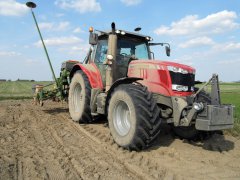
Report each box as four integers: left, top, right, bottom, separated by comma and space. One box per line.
150, 52, 155, 60
149, 43, 171, 57
83, 47, 93, 64
149, 42, 170, 48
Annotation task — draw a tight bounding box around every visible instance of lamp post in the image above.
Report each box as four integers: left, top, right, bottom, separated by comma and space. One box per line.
26, 2, 58, 85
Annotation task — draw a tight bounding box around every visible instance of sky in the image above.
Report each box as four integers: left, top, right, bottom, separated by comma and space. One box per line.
0, 0, 239, 82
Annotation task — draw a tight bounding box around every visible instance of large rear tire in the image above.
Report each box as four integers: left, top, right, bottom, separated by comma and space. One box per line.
68, 70, 92, 123
108, 84, 161, 151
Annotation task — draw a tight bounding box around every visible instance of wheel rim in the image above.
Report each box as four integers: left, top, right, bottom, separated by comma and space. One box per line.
113, 100, 131, 136
72, 83, 82, 113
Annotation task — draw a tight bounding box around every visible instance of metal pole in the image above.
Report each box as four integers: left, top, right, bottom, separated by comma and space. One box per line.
27, 4, 58, 85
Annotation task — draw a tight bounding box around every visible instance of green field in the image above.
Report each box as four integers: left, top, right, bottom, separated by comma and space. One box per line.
0, 81, 54, 100
219, 83, 240, 136
0, 81, 239, 136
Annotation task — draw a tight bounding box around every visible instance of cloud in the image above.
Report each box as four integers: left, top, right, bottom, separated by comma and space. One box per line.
173, 55, 194, 66
0, 51, 21, 57
154, 10, 239, 36
73, 27, 85, 33
218, 59, 240, 65
69, 45, 89, 55
55, 0, 101, 13
0, 0, 28, 16
39, 21, 70, 31
57, 43, 89, 61
213, 42, 240, 52
25, 59, 41, 65
120, 0, 142, 6
39, 22, 53, 30
57, 21, 70, 31
58, 44, 89, 53
222, 42, 240, 51
179, 36, 215, 48
71, 45, 88, 51
34, 36, 83, 47
55, 13, 65, 17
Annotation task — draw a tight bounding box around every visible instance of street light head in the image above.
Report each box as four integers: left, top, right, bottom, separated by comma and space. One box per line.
26, 2, 37, 9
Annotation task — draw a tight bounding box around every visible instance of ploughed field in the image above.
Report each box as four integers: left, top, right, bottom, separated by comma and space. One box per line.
0, 100, 240, 180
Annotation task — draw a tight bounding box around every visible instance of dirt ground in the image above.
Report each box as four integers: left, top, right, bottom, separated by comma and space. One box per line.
0, 100, 239, 180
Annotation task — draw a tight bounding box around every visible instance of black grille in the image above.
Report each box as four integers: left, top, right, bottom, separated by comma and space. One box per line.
169, 72, 195, 91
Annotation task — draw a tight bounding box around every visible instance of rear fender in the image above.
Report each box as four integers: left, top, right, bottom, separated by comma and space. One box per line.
70, 63, 103, 90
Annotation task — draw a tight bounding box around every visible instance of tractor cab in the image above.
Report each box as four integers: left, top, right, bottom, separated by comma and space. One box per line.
86, 25, 170, 87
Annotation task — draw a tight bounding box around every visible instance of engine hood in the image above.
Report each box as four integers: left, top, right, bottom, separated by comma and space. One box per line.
128, 60, 195, 97
129, 60, 195, 74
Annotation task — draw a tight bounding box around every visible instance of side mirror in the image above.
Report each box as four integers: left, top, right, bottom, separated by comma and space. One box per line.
89, 32, 98, 45
165, 46, 170, 57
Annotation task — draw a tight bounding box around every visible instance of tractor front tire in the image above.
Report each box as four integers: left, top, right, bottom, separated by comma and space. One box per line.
108, 84, 161, 151
68, 70, 92, 123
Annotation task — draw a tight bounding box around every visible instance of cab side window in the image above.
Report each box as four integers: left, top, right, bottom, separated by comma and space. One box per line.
95, 39, 108, 64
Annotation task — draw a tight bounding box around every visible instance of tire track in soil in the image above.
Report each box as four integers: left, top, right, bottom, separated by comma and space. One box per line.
42, 101, 240, 180
0, 103, 27, 180
1, 100, 240, 180
80, 123, 240, 179
24, 105, 84, 180
42, 105, 173, 180
0, 102, 80, 180
25, 102, 141, 180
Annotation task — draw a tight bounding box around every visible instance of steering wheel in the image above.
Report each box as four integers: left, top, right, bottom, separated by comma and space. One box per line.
120, 53, 128, 56
128, 55, 138, 64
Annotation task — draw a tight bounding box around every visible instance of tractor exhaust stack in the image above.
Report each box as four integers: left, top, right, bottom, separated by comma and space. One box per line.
105, 22, 117, 91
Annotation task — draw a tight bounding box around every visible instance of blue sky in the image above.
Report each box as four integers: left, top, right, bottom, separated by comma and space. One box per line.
0, 0, 239, 81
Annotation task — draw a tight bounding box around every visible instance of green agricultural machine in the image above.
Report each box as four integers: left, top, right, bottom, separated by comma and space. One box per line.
26, 2, 79, 105
32, 60, 79, 105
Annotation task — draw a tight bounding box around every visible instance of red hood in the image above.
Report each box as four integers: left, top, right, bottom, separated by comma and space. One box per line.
128, 60, 195, 96
129, 60, 195, 74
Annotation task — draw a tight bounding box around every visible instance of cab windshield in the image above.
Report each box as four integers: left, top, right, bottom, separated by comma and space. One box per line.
117, 37, 150, 59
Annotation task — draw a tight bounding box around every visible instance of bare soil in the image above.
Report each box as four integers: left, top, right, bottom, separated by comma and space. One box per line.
0, 100, 239, 180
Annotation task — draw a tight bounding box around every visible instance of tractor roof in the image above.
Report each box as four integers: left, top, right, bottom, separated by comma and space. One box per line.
97, 29, 152, 41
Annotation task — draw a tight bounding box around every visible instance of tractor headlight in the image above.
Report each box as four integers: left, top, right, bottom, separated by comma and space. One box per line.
146, 36, 153, 41
121, 31, 126, 35
107, 54, 113, 60
115, 30, 126, 35
193, 102, 204, 111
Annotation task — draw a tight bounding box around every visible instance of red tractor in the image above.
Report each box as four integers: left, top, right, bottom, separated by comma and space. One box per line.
68, 23, 234, 150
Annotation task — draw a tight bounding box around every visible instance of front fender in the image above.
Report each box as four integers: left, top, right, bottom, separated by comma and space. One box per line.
70, 63, 103, 90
